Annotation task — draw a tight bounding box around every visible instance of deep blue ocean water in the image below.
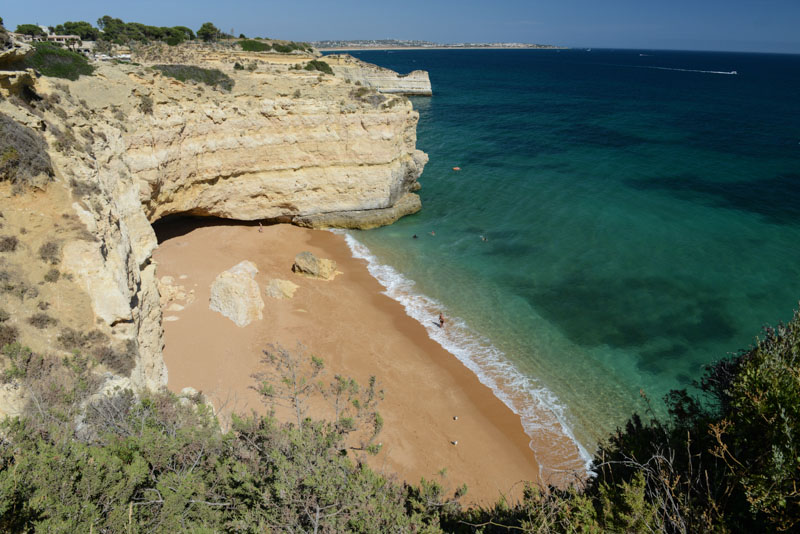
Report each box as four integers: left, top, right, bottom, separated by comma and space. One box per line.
326, 49, 800, 471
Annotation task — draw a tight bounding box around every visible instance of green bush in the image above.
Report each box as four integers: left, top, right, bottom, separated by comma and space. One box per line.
272, 41, 310, 54
153, 64, 234, 91
238, 39, 272, 52
304, 59, 334, 75
233, 62, 244, 70
23, 42, 94, 81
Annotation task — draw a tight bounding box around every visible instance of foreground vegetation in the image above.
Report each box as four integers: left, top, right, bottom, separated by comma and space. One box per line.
0, 305, 798, 532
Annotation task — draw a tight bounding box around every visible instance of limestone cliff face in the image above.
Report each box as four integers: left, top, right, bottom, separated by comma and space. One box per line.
120, 70, 427, 226
0, 42, 427, 402
325, 54, 433, 96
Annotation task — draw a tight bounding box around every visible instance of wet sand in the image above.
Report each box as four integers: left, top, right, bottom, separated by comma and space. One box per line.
153, 219, 542, 505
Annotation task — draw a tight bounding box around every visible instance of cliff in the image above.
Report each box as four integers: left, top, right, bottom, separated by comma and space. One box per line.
325, 54, 433, 96
0, 39, 428, 413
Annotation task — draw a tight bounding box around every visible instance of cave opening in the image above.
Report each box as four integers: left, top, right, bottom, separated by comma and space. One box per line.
151, 214, 261, 244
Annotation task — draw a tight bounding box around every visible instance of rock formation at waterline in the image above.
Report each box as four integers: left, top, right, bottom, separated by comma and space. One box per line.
325, 54, 433, 96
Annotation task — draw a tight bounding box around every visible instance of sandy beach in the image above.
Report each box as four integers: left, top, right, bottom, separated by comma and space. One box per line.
152, 219, 544, 505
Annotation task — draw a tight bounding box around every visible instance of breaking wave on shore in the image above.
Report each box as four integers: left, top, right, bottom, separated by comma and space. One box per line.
336, 230, 594, 481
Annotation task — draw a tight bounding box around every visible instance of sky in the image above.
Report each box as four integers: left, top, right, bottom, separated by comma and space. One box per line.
3, 0, 799, 53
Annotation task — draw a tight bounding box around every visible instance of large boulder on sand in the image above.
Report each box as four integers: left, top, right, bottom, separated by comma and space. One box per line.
209, 260, 264, 327
265, 278, 299, 299
292, 251, 337, 280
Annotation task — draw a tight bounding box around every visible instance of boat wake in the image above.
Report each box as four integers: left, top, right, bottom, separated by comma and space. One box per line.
639, 65, 738, 75
336, 230, 594, 481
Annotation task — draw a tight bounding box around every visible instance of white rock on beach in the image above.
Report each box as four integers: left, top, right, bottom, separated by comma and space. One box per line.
209, 260, 264, 327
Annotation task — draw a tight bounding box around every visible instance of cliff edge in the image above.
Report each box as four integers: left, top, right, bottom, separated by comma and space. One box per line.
0, 38, 428, 413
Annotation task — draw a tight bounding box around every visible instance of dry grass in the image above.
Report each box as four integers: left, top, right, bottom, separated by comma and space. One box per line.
27, 313, 58, 329
0, 235, 18, 252
0, 112, 54, 186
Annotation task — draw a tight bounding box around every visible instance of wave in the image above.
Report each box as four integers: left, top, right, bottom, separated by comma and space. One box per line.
334, 230, 595, 479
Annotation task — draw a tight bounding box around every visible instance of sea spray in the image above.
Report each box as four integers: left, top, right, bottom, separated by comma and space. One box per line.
333, 229, 594, 479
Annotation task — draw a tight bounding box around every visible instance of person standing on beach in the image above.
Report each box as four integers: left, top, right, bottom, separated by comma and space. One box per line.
439, 313, 445, 328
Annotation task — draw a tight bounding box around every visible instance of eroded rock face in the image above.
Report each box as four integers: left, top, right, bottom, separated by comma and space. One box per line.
0, 29, 32, 69
209, 261, 264, 327
292, 251, 338, 280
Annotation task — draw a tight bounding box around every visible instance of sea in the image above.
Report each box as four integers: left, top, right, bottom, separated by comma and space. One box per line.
324, 48, 800, 474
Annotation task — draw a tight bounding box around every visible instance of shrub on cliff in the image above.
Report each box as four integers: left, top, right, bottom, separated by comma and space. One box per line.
0, 113, 53, 186
304, 59, 334, 75
272, 41, 312, 54
22, 42, 94, 81
238, 39, 272, 52
153, 64, 234, 91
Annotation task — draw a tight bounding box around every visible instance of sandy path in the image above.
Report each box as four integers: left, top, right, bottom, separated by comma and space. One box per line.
153, 219, 541, 505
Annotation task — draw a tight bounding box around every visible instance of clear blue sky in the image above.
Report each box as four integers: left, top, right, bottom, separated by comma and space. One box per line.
3, 0, 799, 53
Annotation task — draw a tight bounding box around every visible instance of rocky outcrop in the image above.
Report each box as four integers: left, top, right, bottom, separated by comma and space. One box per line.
209, 261, 264, 327
325, 54, 432, 96
294, 191, 423, 230
0, 30, 35, 99
292, 251, 338, 280
0, 30, 31, 69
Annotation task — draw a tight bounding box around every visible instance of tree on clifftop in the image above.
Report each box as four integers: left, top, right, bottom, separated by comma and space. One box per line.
15, 24, 45, 36
53, 21, 99, 40
197, 22, 220, 42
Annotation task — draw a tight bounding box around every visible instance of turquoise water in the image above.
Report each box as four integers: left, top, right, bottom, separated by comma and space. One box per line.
329, 49, 800, 470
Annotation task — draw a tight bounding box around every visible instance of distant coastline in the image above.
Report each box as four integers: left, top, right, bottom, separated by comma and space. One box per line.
319, 46, 569, 51
314, 39, 567, 52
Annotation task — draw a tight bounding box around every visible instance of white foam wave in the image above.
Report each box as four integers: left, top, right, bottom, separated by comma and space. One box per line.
334, 230, 595, 476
